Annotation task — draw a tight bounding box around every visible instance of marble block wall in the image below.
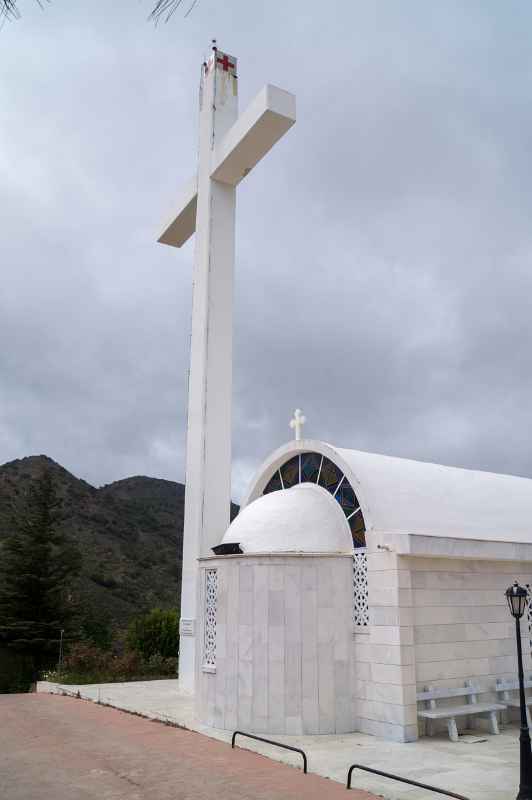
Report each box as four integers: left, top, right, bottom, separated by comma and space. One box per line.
410, 556, 532, 736
353, 548, 418, 743
353, 547, 532, 742
196, 553, 355, 735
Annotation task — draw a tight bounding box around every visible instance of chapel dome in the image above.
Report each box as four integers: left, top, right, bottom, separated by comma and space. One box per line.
220, 483, 353, 554
243, 438, 532, 545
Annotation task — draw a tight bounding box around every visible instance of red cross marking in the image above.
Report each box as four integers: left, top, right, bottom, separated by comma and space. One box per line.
216, 53, 235, 72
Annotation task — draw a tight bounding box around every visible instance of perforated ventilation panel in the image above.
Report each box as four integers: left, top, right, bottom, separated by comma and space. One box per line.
353, 551, 369, 627
204, 569, 218, 667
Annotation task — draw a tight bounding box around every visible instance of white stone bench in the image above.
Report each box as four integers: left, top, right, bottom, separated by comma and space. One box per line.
417, 682, 506, 742
496, 676, 532, 727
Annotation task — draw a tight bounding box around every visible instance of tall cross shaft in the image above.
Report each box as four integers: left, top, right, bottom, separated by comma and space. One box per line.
158, 46, 296, 693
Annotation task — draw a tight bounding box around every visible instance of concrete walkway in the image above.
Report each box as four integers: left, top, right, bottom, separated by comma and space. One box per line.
37, 679, 519, 800
1, 694, 374, 800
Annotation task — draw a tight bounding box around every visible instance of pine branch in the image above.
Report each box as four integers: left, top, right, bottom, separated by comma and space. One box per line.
1, 0, 47, 19
1, 0, 198, 22
1, 0, 19, 18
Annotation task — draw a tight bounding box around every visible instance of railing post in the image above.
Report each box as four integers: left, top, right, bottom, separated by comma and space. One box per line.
231, 731, 307, 773
346, 763, 469, 799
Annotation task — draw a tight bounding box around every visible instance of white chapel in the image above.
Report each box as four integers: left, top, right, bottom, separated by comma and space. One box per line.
157, 45, 532, 744
196, 436, 532, 742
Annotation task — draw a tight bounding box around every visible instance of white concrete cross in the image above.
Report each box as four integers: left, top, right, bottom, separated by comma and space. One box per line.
157, 44, 296, 694
290, 408, 306, 441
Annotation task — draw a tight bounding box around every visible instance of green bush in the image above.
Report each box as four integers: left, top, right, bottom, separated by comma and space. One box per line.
126, 608, 179, 660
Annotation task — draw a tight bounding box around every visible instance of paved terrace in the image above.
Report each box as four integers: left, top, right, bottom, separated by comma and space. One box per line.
2, 693, 374, 800
37, 679, 519, 800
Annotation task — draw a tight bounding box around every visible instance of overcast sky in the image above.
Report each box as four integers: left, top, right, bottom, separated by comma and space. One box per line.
2, 1, 532, 500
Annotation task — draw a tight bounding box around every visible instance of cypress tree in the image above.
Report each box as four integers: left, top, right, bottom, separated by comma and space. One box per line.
0, 468, 81, 681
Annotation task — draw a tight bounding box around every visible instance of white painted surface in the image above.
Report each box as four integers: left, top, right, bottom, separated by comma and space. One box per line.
220, 483, 353, 554
157, 174, 197, 247
157, 49, 296, 694
244, 439, 532, 545
211, 84, 296, 185
157, 85, 296, 245
175, 50, 238, 693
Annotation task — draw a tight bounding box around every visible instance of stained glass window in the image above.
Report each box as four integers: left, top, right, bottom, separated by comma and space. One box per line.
300, 451, 321, 483
350, 509, 366, 548
262, 451, 366, 548
318, 457, 343, 494
280, 455, 300, 489
263, 471, 283, 494
336, 482, 357, 517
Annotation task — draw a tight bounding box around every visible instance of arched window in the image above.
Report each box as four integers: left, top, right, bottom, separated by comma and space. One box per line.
262, 452, 366, 549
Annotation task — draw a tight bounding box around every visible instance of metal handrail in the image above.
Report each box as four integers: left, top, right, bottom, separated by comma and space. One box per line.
231, 731, 308, 773
346, 764, 470, 799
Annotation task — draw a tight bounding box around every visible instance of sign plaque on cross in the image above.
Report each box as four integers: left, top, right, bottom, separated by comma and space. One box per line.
179, 619, 195, 637
157, 45, 296, 694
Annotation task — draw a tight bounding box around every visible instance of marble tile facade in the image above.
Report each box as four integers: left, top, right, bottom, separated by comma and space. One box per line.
196, 553, 355, 735
354, 551, 532, 741
196, 548, 532, 742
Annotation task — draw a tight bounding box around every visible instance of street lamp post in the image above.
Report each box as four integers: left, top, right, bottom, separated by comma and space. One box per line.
506, 582, 532, 800
58, 629, 64, 676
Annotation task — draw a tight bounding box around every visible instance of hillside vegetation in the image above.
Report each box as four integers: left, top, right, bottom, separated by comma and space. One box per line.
0, 455, 201, 631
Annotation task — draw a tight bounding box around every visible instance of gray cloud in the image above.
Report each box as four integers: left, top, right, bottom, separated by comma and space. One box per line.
2, 0, 532, 501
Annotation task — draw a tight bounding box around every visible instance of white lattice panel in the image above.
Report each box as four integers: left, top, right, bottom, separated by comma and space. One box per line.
353, 551, 369, 627
204, 569, 218, 666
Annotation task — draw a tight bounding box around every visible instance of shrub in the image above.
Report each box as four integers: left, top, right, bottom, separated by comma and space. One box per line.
144, 653, 178, 676
63, 642, 110, 673
126, 608, 179, 660
108, 650, 141, 680
44, 643, 177, 684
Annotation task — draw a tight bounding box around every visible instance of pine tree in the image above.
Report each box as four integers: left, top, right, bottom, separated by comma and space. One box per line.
0, 468, 81, 680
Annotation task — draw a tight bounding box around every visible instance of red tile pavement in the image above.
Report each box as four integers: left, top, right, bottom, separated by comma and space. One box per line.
0, 694, 377, 800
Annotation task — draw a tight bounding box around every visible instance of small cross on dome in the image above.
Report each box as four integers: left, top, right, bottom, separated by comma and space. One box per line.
290, 409, 306, 441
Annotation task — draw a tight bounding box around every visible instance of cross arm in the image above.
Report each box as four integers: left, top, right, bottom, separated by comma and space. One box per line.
211, 84, 296, 186
157, 85, 295, 249
157, 174, 198, 248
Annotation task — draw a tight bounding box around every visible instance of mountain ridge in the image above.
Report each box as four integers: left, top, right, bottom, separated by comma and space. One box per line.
0, 454, 237, 631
